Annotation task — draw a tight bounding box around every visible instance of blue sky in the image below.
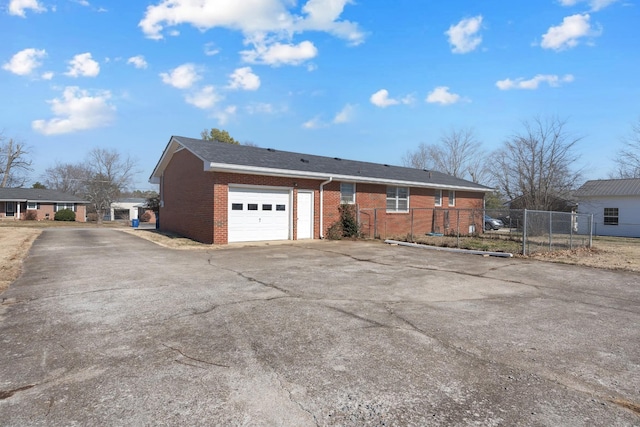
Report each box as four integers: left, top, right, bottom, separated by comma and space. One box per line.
2, 0, 639, 190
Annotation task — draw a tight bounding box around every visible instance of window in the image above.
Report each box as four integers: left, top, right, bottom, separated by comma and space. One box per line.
276, 204, 286, 211
434, 190, 442, 207
248, 204, 258, 211
604, 208, 618, 225
27, 202, 38, 210
231, 203, 243, 210
262, 204, 272, 211
386, 186, 409, 212
56, 203, 75, 212
340, 182, 355, 204
448, 190, 456, 207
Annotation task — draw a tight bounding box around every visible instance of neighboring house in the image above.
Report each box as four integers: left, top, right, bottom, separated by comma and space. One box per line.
574, 178, 640, 237
109, 198, 156, 223
0, 188, 87, 222
150, 137, 491, 245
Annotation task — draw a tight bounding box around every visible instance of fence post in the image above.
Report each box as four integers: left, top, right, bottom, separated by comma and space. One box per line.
549, 211, 553, 252
589, 214, 593, 248
456, 210, 460, 248
410, 208, 414, 241
570, 212, 573, 250
374, 208, 377, 239
522, 209, 528, 256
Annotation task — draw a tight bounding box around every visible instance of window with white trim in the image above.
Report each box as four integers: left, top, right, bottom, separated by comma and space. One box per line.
340, 182, 355, 204
386, 186, 409, 212
27, 202, 38, 210
448, 190, 456, 207
434, 189, 442, 207
603, 208, 618, 225
56, 203, 75, 212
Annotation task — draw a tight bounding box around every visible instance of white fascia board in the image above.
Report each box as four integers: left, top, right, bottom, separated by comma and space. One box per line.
206, 162, 490, 193
149, 137, 200, 184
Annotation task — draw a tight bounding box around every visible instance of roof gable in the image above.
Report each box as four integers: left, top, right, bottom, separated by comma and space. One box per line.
575, 179, 640, 197
150, 136, 491, 192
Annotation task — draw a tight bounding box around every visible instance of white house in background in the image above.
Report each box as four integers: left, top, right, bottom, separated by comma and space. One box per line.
109, 198, 147, 221
574, 178, 640, 237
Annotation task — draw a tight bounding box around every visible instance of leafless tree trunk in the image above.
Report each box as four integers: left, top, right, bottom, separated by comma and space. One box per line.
85, 148, 138, 223
611, 117, 640, 178
0, 134, 33, 188
492, 116, 582, 210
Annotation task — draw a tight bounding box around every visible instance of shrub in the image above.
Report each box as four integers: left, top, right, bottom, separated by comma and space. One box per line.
54, 209, 76, 221
327, 204, 360, 240
140, 211, 152, 222
25, 210, 38, 221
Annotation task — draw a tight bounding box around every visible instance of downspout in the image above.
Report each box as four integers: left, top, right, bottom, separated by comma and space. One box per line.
319, 177, 333, 239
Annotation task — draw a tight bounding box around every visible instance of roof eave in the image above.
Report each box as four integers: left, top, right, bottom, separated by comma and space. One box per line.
206, 162, 490, 192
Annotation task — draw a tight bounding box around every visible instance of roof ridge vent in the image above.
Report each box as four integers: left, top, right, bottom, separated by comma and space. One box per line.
267, 148, 276, 152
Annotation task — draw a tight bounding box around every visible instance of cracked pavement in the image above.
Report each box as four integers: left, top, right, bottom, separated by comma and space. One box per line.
1, 228, 639, 426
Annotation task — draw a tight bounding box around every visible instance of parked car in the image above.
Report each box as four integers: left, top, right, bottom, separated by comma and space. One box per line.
484, 215, 504, 231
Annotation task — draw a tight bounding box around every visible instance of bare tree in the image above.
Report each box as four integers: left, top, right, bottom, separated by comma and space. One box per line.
492, 116, 582, 210
0, 133, 33, 188
611, 117, 640, 178
42, 162, 90, 196
401, 127, 488, 183
84, 148, 137, 223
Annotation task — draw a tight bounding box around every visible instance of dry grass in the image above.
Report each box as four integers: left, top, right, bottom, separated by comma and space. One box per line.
0, 227, 42, 294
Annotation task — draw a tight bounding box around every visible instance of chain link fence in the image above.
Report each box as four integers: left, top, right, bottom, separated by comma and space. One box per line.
357, 207, 593, 255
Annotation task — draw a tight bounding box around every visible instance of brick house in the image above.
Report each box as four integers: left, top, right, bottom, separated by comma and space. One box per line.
0, 188, 87, 222
149, 136, 491, 244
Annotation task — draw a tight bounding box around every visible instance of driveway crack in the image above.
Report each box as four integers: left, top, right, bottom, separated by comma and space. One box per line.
162, 343, 230, 368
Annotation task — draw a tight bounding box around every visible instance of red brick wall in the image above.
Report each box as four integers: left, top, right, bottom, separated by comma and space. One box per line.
0, 202, 87, 222
159, 149, 485, 244
160, 149, 216, 243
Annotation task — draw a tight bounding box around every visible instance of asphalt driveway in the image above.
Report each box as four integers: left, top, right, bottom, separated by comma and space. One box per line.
1, 229, 639, 426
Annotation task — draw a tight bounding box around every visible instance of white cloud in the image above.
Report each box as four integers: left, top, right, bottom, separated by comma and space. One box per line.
246, 102, 276, 114
204, 42, 220, 56
185, 85, 222, 109
127, 55, 148, 69
160, 63, 200, 89
302, 116, 325, 129
65, 53, 100, 77
32, 86, 115, 135
369, 89, 412, 108
446, 15, 483, 54
541, 14, 599, 50
496, 74, 575, 90
2, 48, 46, 75
241, 39, 318, 66
9, 0, 46, 17
426, 86, 462, 105
213, 105, 237, 125
138, 0, 364, 45
558, 0, 618, 11
41, 71, 54, 80
333, 104, 354, 124
228, 67, 260, 90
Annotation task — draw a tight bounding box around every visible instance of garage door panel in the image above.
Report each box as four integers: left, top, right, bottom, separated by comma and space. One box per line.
228, 188, 290, 243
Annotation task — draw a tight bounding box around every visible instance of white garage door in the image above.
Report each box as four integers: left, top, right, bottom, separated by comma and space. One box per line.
228, 187, 291, 243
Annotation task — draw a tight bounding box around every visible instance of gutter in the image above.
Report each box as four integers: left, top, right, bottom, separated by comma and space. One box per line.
319, 177, 333, 239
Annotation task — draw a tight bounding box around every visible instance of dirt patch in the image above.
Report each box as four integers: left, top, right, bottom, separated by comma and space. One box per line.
120, 229, 213, 249
0, 227, 42, 294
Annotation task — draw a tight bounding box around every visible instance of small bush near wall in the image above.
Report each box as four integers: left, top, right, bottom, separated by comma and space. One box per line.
327, 204, 360, 240
25, 210, 38, 221
54, 209, 76, 221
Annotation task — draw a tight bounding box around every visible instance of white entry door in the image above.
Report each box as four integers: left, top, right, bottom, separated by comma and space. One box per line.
228, 187, 291, 243
296, 191, 314, 239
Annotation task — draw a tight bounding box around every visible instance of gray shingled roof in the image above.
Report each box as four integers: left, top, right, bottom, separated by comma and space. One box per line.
152, 136, 491, 192
574, 179, 640, 197
0, 188, 87, 203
